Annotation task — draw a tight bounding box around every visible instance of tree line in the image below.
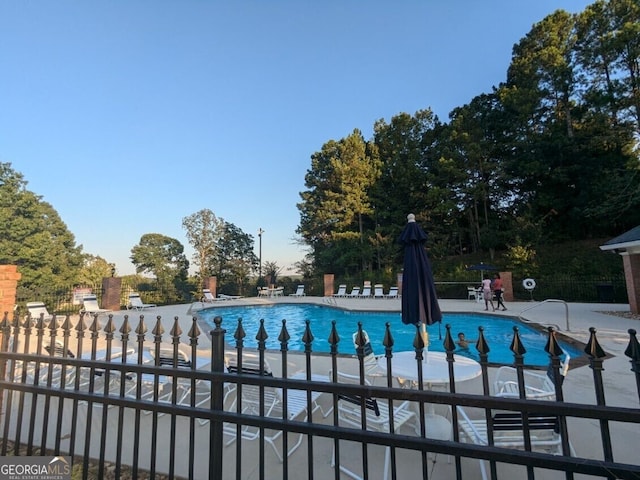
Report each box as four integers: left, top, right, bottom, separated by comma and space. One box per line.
296, 0, 640, 280
0, 162, 260, 297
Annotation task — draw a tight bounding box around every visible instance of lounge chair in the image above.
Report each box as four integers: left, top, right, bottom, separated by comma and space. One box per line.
346, 286, 360, 298
202, 289, 217, 303
331, 371, 419, 480
456, 405, 575, 480
351, 330, 385, 383
218, 293, 243, 300
80, 295, 110, 316
26, 301, 56, 321
223, 363, 320, 462
127, 293, 156, 310
333, 284, 347, 297
373, 284, 385, 299
359, 284, 371, 298
494, 354, 570, 400
127, 347, 210, 416
289, 284, 306, 297
385, 287, 399, 299
44, 339, 75, 358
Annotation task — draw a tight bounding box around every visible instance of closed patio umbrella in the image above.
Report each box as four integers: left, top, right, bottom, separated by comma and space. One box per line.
399, 214, 442, 341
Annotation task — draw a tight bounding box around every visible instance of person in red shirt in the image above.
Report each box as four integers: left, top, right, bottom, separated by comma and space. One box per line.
492, 273, 507, 311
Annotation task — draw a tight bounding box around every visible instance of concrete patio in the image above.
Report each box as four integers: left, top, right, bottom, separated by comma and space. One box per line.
86, 295, 640, 479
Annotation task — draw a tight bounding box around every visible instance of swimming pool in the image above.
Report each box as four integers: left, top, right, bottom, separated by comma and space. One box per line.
198, 303, 583, 366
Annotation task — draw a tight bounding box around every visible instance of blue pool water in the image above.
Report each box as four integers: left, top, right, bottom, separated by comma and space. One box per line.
198, 303, 582, 366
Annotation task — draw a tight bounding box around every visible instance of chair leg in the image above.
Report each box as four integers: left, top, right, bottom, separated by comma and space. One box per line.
383, 446, 391, 480
479, 458, 488, 480
331, 443, 364, 480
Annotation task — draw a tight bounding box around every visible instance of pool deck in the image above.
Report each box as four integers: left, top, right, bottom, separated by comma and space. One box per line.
87, 297, 639, 478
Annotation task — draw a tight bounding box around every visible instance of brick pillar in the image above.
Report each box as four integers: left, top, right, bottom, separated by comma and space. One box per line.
0, 265, 21, 317
0, 265, 20, 422
205, 276, 217, 297
622, 253, 640, 315
324, 274, 334, 297
500, 271, 514, 302
101, 276, 122, 311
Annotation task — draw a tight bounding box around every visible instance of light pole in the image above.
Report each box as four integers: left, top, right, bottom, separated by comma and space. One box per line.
258, 228, 264, 280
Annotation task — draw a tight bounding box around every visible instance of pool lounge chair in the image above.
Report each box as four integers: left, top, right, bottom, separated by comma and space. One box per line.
218, 293, 243, 300
359, 284, 372, 298
373, 284, 385, 299
202, 289, 217, 303
331, 371, 419, 480
26, 301, 56, 322
346, 286, 360, 298
351, 330, 385, 383
385, 287, 399, 299
333, 284, 347, 297
223, 375, 315, 462
127, 293, 156, 310
456, 405, 575, 480
80, 295, 111, 316
289, 285, 306, 297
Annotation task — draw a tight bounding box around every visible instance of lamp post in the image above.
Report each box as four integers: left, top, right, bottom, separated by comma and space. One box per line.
258, 228, 264, 280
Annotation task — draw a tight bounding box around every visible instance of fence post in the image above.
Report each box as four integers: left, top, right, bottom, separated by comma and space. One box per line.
209, 316, 226, 480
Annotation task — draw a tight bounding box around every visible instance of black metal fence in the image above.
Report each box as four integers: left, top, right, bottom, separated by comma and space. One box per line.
1, 310, 640, 479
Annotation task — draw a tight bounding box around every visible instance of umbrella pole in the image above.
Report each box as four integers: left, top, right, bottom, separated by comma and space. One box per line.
420, 322, 429, 348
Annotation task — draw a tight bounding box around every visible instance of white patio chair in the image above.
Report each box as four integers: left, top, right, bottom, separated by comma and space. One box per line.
351, 330, 385, 384
217, 293, 243, 300
467, 286, 478, 301
373, 284, 385, 299
80, 294, 110, 316
202, 289, 217, 303
333, 284, 347, 297
223, 372, 312, 462
456, 405, 575, 480
493, 357, 569, 401
127, 293, 156, 310
331, 371, 419, 480
385, 287, 399, 299
26, 301, 55, 322
346, 286, 360, 298
289, 284, 306, 297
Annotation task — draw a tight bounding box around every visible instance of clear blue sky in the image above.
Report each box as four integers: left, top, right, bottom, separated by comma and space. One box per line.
0, 1, 592, 275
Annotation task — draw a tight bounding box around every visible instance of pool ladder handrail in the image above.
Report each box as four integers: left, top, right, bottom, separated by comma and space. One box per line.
518, 299, 570, 332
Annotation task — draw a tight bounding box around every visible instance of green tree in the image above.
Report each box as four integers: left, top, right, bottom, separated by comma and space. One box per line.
213, 222, 258, 294
130, 233, 189, 285
297, 129, 381, 274
496, 7, 639, 240
78, 254, 114, 286
0, 162, 83, 288
182, 208, 224, 285
575, 0, 640, 136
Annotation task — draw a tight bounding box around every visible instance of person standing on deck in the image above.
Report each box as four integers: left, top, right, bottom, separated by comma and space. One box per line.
493, 273, 507, 311
482, 275, 495, 311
